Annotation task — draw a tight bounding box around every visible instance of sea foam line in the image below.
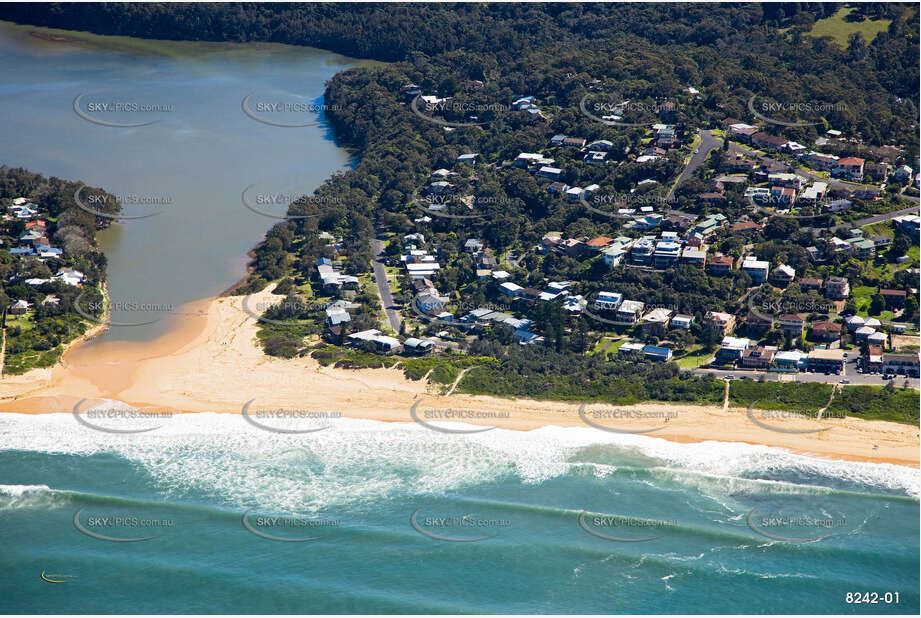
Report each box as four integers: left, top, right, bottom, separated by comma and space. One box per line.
0, 412, 918, 510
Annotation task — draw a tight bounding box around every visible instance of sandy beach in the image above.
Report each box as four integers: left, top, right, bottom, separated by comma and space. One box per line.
1, 286, 918, 467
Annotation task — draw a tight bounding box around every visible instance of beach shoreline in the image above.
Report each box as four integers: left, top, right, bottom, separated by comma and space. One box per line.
1, 287, 918, 468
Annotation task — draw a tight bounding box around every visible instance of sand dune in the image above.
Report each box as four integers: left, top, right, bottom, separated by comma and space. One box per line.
1, 286, 917, 467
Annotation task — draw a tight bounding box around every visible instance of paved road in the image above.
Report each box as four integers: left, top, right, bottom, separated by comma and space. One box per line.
693, 364, 919, 389
667, 129, 722, 201
371, 236, 402, 333
831, 205, 919, 233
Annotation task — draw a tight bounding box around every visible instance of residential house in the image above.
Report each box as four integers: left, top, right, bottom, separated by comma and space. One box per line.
729, 221, 762, 235
775, 350, 808, 371
832, 157, 865, 181
864, 162, 888, 182
799, 277, 822, 292
882, 353, 920, 377
630, 237, 656, 265
641, 308, 673, 336
751, 132, 788, 150
348, 329, 403, 354
808, 320, 842, 342
615, 300, 644, 324
594, 291, 623, 311
771, 264, 795, 286
705, 311, 736, 336
825, 276, 850, 300
536, 166, 562, 180
680, 246, 706, 268
865, 345, 884, 373
879, 288, 907, 309
741, 257, 770, 284
806, 349, 846, 373
778, 314, 805, 338
745, 313, 773, 336
652, 240, 682, 268
715, 336, 750, 364
601, 236, 634, 267
404, 337, 436, 356
643, 345, 673, 362
891, 165, 914, 183
708, 254, 734, 276
740, 346, 775, 370
561, 137, 586, 148
671, 314, 695, 330
10, 299, 29, 314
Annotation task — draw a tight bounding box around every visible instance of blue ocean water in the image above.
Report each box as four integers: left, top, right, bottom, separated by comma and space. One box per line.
0, 412, 918, 614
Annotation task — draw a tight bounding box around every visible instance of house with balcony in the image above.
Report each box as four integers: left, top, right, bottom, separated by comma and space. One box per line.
806, 349, 846, 373
741, 346, 775, 369
593, 291, 623, 311
642, 308, 673, 336
832, 157, 865, 181
708, 254, 734, 276
771, 264, 796, 286
778, 314, 805, 338
705, 311, 736, 336
882, 353, 919, 377
825, 276, 850, 300
680, 246, 706, 268
741, 256, 770, 284
808, 320, 842, 342
616, 300, 645, 324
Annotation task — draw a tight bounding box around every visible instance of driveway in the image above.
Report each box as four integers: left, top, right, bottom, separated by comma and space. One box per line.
667, 129, 722, 201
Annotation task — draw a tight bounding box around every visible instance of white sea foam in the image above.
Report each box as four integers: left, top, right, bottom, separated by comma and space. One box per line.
0, 483, 66, 511
1, 411, 918, 514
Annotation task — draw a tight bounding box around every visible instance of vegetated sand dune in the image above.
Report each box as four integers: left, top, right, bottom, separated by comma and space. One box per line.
1, 287, 917, 467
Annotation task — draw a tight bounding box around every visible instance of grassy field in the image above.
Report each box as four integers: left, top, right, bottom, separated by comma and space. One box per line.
807, 7, 892, 47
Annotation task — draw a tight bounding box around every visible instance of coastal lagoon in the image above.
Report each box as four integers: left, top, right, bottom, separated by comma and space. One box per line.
0, 21, 918, 617
0, 21, 358, 343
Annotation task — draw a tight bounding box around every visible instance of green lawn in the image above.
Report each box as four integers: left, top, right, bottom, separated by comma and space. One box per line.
851, 285, 895, 321
674, 345, 710, 369
592, 336, 627, 357
807, 7, 892, 47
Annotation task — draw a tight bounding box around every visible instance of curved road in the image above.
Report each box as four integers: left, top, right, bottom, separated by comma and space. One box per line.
667, 129, 722, 201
